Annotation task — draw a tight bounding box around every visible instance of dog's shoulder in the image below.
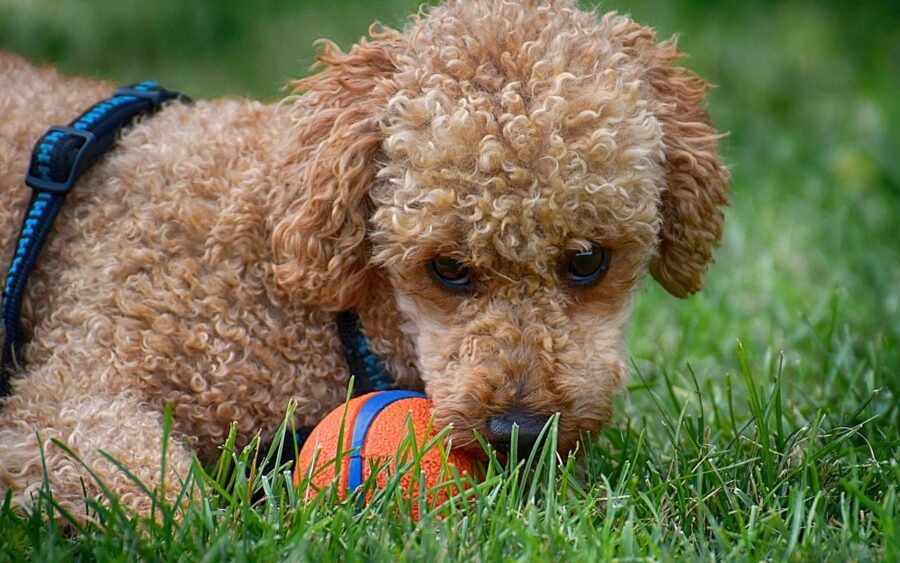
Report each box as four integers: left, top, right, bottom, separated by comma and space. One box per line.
0, 52, 113, 192
0, 51, 114, 128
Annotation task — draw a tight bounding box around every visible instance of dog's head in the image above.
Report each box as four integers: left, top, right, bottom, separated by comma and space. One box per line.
270, 0, 728, 453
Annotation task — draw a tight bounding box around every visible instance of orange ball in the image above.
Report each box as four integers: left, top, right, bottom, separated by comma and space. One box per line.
294, 391, 475, 517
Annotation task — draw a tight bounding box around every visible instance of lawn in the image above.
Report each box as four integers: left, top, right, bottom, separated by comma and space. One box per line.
1, 0, 898, 560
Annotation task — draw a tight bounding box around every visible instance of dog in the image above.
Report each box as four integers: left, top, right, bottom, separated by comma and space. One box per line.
0, 0, 728, 519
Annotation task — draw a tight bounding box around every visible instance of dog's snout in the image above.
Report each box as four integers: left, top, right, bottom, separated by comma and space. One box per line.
485, 410, 550, 455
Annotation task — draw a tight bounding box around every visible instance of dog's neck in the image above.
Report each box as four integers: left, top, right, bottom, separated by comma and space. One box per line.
348, 271, 423, 392
253, 103, 421, 392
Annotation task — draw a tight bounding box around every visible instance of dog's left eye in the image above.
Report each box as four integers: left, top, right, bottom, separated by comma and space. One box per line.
565, 246, 611, 286
429, 256, 472, 292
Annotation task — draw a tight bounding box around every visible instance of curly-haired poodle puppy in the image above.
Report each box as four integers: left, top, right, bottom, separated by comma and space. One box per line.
0, 0, 728, 518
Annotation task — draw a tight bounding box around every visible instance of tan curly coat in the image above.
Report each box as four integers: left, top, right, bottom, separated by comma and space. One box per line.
0, 0, 728, 519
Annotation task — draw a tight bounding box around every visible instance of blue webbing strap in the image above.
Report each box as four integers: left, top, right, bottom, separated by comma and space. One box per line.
346, 390, 427, 495
0, 81, 189, 397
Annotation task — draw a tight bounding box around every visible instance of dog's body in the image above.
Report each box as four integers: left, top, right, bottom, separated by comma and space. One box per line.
0, 0, 727, 518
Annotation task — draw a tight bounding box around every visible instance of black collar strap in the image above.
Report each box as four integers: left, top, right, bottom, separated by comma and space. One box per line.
335, 310, 393, 395
265, 310, 396, 475
1, 82, 189, 396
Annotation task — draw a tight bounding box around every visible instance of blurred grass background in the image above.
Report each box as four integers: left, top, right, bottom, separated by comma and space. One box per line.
1, 0, 898, 557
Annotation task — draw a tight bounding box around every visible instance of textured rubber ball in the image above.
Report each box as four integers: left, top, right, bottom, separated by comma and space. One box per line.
294, 391, 476, 519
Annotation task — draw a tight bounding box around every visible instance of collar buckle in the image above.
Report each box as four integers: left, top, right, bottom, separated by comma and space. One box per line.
25, 126, 96, 195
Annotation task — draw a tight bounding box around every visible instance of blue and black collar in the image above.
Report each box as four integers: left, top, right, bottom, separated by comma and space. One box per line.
1, 82, 189, 396
0, 83, 395, 401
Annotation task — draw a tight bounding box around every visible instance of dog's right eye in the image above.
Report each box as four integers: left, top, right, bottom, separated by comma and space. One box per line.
564, 245, 611, 287
429, 256, 472, 292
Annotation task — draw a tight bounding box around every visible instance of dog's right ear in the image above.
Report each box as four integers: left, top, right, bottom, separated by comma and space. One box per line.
269, 26, 405, 311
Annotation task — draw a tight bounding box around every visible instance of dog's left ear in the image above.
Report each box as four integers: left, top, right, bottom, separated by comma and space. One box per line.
621, 21, 730, 297
269, 26, 405, 311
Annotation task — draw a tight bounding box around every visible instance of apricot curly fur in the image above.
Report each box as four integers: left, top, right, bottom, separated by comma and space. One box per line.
0, 0, 727, 521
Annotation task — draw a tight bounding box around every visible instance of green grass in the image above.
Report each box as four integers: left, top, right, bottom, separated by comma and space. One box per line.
1, 0, 898, 560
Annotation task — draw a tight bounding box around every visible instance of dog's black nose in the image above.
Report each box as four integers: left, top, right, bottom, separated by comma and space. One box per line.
485, 410, 551, 455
